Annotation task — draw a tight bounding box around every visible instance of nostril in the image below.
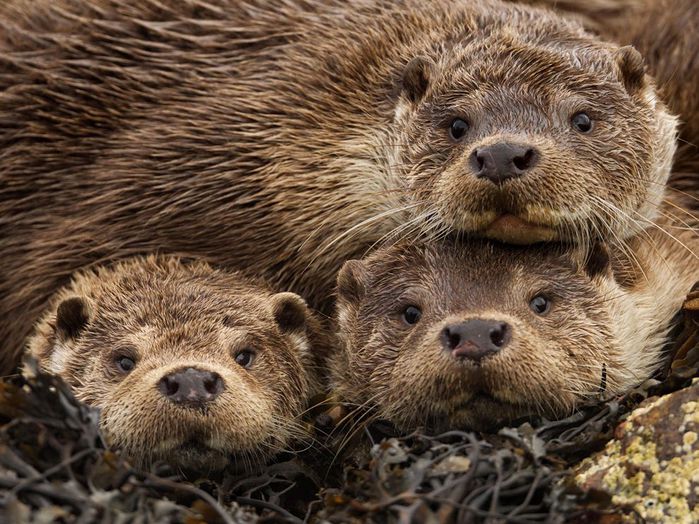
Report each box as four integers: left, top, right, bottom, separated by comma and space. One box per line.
440, 327, 462, 351
470, 149, 486, 174
168, 380, 178, 396
448, 331, 461, 350
204, 373, 223, 395
512, 148, 537, 172
489, 322, 510, 348
159, 376, 179, 397
476, 152, 485, 171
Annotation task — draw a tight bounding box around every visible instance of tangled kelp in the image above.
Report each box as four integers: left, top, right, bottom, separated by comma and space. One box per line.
0, 360, 321, 523
0, 286, 697, 523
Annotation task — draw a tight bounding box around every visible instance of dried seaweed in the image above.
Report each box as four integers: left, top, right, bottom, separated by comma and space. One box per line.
1, 285, 697, 523
0, 360, 320, 523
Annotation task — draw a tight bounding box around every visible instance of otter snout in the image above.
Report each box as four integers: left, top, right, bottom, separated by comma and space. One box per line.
158, 367, 224, 407
470, 143, 539, 185
440, 319, 511, 362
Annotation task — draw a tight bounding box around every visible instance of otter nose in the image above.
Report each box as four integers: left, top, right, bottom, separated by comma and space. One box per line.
470, 143, 538, 185
440, 319, 511, 362
158, 368, 224, 407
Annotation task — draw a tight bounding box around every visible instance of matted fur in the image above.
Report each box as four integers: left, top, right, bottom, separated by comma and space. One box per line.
26, 255, 325, 471
0, 0, 677, 373
332, 211, 699, 432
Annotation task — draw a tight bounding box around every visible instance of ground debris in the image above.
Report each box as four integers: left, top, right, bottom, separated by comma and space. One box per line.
0, 360, 319, 523
1, 285, 697, 523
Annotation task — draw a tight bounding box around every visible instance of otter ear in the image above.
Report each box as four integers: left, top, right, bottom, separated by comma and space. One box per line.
582, 242, 612, 279
271, 292, 309, 333
337, 259, 368, 303
615, 45, 646, 94
401, 56, 434, 104
55, 297, 91, 341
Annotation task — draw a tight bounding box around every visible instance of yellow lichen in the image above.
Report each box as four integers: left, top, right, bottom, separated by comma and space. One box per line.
574, 394, 699, 523
574, 440, 622, 486
609, 447, 699, 522
625, 437, 660, 474
681, 401, 699, 429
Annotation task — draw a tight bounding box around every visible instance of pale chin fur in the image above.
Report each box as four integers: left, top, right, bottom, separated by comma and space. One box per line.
48, 342, 70, 376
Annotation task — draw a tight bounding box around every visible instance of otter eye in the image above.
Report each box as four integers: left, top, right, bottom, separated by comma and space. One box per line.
571, 112, 593, 133
402, 305, 422, 325
234, 349, 256, 369
529, 295, 551, 315
448, 118, 469, 141
116, 356, 136, 374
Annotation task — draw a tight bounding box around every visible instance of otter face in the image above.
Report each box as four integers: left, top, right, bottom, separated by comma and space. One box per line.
28, 258, 315, 472
333, 241, 653, 433
394, 19, 676, 245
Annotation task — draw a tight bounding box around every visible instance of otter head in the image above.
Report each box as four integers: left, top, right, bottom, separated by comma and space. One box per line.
393, 6, 676, 245
333, 239, 662, 432
27, 257, 317, 472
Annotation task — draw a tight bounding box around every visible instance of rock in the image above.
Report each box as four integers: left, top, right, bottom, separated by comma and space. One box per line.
573, 380, 699, 523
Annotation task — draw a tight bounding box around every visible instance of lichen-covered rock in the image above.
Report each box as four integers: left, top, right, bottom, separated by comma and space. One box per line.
574, 380, 699, 523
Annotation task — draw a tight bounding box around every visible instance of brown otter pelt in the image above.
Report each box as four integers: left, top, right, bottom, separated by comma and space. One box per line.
522, 0, 699, 209
0, 0, 678, 374
26, 255, 326, 472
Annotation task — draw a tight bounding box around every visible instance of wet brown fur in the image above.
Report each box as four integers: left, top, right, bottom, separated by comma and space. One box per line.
332, 210, 699, 432
524, 0, 699, 212
597, 0, 699, 213
0, 0, 677, 374
26, 255, 325, 471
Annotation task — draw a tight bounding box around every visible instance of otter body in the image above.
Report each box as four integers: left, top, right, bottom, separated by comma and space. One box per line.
332, 214, 699, 432
0, 0, 676, 372
27, 256, 323, 471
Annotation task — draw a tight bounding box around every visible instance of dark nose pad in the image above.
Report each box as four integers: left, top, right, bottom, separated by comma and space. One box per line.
440, 319, 511, 362
470, 143, 539, 185
158, 367, 224, 407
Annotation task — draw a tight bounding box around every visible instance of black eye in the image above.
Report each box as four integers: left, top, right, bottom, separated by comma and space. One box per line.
571, 112, 593, 133
234, 349, 255, 368
402, 305, 422, 325
116, 356, 136, 374
448, 118, 470, 141
529, 295, 551, 315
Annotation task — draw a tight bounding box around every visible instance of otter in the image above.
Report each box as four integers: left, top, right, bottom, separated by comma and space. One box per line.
26, 255, 324, 472
331, 216, 699, 432
0, 0, 677, 373
523, 0, 698, 208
